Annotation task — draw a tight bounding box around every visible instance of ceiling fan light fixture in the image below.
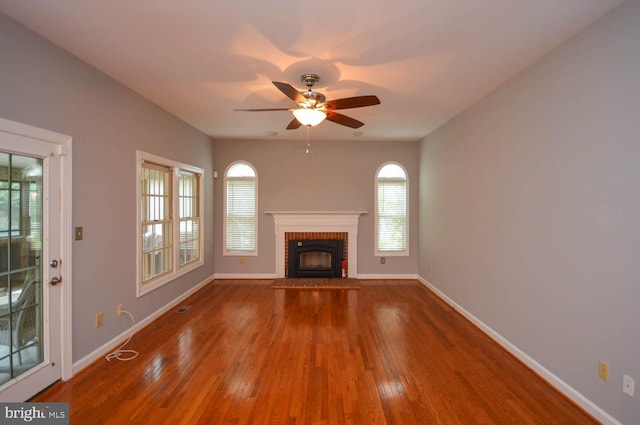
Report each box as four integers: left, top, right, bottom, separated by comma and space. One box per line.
293, 108, 326, 127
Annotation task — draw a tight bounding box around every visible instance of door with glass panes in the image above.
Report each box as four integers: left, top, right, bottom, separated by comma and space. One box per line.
0, 121, 64, 401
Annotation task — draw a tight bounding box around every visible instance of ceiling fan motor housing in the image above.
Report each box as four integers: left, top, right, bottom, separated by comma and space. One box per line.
300, 90, 326, 108
299, 74, 325, 107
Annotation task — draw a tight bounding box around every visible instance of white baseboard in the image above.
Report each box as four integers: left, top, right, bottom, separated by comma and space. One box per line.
212, 273, 419, 280
356, 273, 419, 280
72, 274, 214, 375
416, 275, 621, 425
213, 273, 277, 279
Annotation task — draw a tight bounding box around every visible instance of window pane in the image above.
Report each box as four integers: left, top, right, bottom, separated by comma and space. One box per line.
227, 217, 256, 251
141, 165, 171, 222
227, 163, 255, 178
378, 163, 406, 179
179, 171, 200, 267
377, 182, 406, 215
179, 218, 200, 265
141, 163, 173, 282
180, 220, 200, 264
378, 217, 406, 251
0, 180, 21, 237
28, 180, 42, 251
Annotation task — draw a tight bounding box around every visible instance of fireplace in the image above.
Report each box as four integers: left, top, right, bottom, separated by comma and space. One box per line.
266, 211, 366, 278
288, 239, 344, 278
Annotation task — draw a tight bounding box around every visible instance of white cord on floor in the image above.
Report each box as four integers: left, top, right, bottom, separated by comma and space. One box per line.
105, 310, 139, 361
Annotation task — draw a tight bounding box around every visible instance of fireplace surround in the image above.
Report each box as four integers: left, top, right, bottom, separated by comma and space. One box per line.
266, 211, 366, 278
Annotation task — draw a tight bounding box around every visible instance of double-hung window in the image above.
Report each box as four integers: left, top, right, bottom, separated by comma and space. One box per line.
224, 161, 257, 255
137, 151, 204, 296
375, 162, 408, 256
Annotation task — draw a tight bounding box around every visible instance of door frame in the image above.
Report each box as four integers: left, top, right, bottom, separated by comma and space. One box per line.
0, 117, 73, 383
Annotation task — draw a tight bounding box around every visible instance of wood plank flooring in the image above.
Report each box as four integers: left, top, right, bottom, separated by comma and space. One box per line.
32, 279, 598, 424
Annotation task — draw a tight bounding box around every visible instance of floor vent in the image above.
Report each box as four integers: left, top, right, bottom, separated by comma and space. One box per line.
175, 305, 192, 314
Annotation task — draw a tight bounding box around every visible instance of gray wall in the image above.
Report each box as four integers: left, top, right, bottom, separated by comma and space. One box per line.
418, 1, 640, 423
0, 15, 215, 362
213, 139, 419, 276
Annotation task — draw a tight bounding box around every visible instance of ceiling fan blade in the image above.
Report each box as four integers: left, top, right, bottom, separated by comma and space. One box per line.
323, 95, 380, 110
286, 117, 302, 130
234, 108, 292, 112
273, 81, 307, 105
326, 111, 364, 129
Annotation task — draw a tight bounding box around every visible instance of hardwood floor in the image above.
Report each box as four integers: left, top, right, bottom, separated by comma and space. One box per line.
33, 280, 598, 424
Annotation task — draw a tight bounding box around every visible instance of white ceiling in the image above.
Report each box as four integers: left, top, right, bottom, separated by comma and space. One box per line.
0, 0, 625, 142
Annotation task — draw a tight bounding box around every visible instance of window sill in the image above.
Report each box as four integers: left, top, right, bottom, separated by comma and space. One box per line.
375, 251, 409, 257
223, 251, 258, 257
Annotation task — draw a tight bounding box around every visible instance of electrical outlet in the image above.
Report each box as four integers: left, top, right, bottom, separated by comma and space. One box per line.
427, 265, 433, 273
381, 257, 386, 264
240, 257, 245, 264
117, 304, 124, 316
598, 360, 609, 381
623, 375, 635, 397
96, 312, 103, 328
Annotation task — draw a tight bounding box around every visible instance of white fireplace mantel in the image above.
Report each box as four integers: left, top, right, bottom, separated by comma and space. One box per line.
266, 211, 367, 278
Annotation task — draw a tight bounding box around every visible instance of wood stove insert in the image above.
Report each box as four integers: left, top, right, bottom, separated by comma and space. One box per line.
287, 239, 344, 278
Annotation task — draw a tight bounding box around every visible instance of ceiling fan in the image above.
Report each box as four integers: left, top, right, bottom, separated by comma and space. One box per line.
234, 74, 381, 130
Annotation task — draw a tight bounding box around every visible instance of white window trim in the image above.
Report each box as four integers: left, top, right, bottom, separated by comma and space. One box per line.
136, 151, 204, 297
223, 160, 258, 256
374, 161, 409, 257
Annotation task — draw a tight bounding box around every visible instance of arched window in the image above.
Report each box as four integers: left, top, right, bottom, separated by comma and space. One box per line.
224, 161, 258, 255
375, 162, 408, 255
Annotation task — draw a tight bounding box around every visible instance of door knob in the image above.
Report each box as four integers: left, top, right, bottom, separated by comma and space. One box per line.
49, 276, 62, 286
